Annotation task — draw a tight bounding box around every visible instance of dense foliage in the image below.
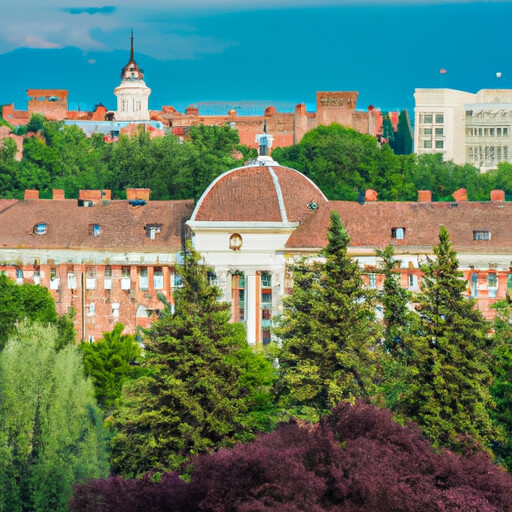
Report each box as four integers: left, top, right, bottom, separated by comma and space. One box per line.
0, 119, 255, 200
72, 401, 512, 512
109, 244, 277, 477
0, 321, 108, 511
275, 210, 379, 419
80, 322, 143, 411
0, 273, 75, 350
399, 227, 498, 451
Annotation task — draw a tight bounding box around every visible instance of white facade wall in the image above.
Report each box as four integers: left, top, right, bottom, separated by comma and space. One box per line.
114, 81, 151, 121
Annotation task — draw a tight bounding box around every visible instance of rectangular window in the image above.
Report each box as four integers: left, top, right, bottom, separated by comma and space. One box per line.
89, 224, 101, 237
435, 140, 444, 149
260, 272, 272, 345
50, 268, 59, 290
490, 128, 495, 136
16, 268, 23, 285
368, 273, 376, 289
423, 140, 432, 148
111, 302, 120, 318
145, 224, 162, 240
104, 266, 112, 290
121, 266, 131, 290
470, 272, 478, 297
488, 274, 498, 298
505, 128, 509, 136
87, 303, 95, 316
67, 272, 77, 289
423, 114, 433, 124
154, 267, 164, 290
86, 266, 97, 290
408, 274, 418, 290
139, 268, 148, 290
498, 128, 502, 136
391, 227, 405, 240
424, 128, 432, 135
435, 114, 444, 123
33, 271, 41, 285
473, 230, 490, 241
508, 274, 512, 290
232, 272, 246, 323
435, 128, 444, 135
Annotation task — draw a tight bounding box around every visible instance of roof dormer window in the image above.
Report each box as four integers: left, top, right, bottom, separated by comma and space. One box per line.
145, 224, 162, 240
391, 227, 405, 240
473, 230, 490, 241
89, 224, 101, 237
34, 223, 47, 235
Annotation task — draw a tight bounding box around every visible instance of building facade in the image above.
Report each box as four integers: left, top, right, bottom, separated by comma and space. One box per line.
415, 88, 512, 171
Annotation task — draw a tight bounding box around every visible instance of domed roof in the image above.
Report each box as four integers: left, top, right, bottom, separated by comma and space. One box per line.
191, 158, 328, 223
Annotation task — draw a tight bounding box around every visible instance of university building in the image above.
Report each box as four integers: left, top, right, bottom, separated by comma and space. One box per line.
414, 88, 512, 171
1, 147, 511, 343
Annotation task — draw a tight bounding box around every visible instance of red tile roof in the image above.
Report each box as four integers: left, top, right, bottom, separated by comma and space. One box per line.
193, 164, 327, 223
0, 199, 194, 252
286, 200, 512, 253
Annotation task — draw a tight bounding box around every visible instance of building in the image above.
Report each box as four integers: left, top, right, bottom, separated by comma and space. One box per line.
0, 188, 193, 341
414, 88, 512, 171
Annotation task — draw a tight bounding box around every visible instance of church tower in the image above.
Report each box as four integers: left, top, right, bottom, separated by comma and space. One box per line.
114, 32, 151, 121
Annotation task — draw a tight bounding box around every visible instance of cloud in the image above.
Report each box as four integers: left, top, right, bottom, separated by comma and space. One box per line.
60, 6, 116, 15
24, 36, 62, 49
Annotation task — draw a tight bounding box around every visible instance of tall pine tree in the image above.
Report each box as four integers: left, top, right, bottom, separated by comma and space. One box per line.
400, 226, 498, 451
110, 244, 277, 477
276, 210, 379, 420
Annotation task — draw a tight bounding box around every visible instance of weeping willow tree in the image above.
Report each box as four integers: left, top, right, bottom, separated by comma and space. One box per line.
0, 321, 108, 512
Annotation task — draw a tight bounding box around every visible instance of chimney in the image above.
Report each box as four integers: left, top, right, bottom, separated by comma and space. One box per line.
24, 189, 39, 200
52, 189, 65, 200
364, 189, 378, 202
79, 189, 111, 202
418, 190, 432, 202
126, 188, 151, 202
490, 189, 505, 202
452, 188, 468, 202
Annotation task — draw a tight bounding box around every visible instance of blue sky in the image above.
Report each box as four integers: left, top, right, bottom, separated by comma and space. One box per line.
1, 1, 511, 114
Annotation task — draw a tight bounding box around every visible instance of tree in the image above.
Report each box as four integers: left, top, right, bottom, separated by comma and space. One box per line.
72, 402, 512, 512
399, 226, 498, 451
275, 210, 379, 420
109, 244, 277, 477
0, 273, 75, 350
0, 321, 108, 511
80, 322, 143, 412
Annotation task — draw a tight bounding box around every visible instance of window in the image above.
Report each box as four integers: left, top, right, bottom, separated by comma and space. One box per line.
121, 266, 131, 290
16, 268, 23, 285
89, 224, 101, 237
435, 114, 444, 123
368, 273, 376, 289
145, 224, 162, 240
139, 268, 148, 290
232, 272, 246, 323
470, 272, 478, 297
408, 274, 418, 290
33, 223, 47, 235
67, 272, 77, 289
435, 140, 444, 149
111, 302, 120, 318
207, 271, 218, 287
391, 227, 405, 240
104, 266, 112, 290
423, 128, 432, 135
490, 128, 495, 136
473, 230, 490, 241
498, 128, 502, 136
423, 114, 433, 124
86, 266, 97, 290
154, 267, 164, 290
423, 140, 432, 149
172, 273, 183, 288
508, 273, 512, 291
229, 233, 243, 251
505, 128, 509, 136
435, 128, 444, 135
87, 303, 95, 316
50, 268, 59, 290
260, 272, 272, 345
488, 274, 498, 298
33, 271, 41, 285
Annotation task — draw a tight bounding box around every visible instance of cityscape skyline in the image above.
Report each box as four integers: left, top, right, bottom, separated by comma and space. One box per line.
1, 1, 511, 114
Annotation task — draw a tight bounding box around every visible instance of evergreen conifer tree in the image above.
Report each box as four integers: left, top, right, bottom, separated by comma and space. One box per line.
110, 244, 277, 477
400, 226, 498, 450
276, 210, 379, 419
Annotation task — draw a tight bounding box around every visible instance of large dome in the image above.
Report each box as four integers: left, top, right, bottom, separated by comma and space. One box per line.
191, 159, 328, 223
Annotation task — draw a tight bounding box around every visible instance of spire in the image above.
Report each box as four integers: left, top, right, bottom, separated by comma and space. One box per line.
130, 30, 134, 61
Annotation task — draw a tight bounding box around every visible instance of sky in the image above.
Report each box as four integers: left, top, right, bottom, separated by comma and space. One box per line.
1, 0, 511, 114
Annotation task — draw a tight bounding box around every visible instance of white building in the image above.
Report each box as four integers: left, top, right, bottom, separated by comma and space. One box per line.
414, 88, 512, 171
114, 32, 151, 122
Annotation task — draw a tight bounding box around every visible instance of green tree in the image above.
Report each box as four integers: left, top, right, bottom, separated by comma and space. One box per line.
81, 322, 143, 411
0, 321, 108, 511
0, 273, 75, 350
110, 244, 277, 477
399, 227, 498, 451
275, 210, 379, 420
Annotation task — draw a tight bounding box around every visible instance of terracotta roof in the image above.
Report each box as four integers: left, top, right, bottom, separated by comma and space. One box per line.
192, 164, 328, 223
286, 200, 512, 253
0, 199, 17, 213
0, 199, 194, 252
